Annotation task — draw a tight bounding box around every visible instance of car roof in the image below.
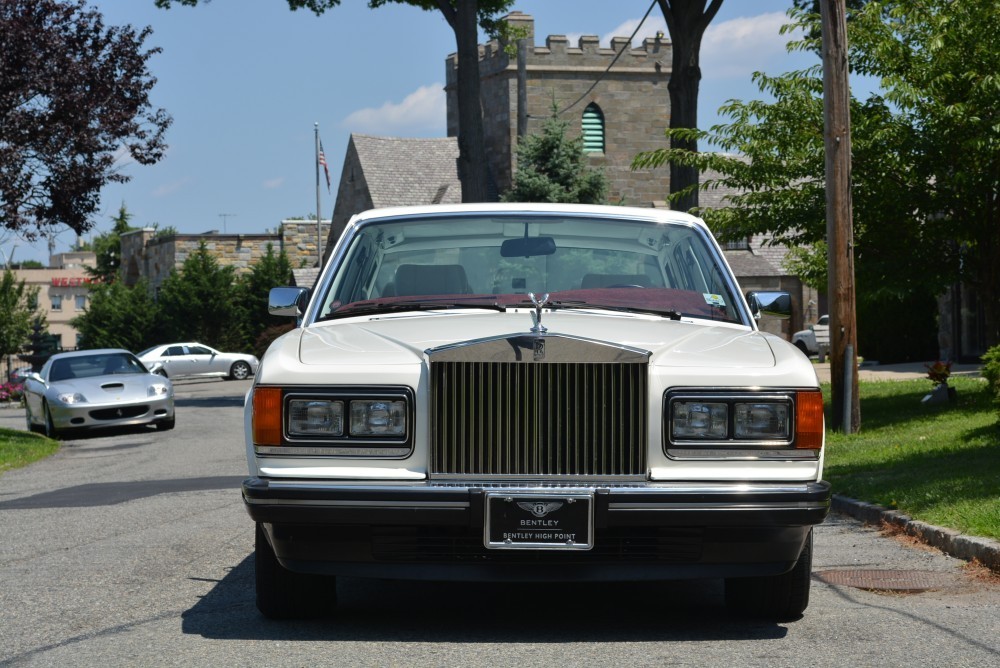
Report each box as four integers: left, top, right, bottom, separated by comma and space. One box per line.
346, 202, 707, 230
48, 348, 132, 360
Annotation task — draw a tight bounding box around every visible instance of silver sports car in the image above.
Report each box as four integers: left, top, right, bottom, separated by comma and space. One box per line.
23, 349, 175, 438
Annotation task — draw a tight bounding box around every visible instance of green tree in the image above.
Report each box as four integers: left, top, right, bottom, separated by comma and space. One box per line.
72, 280, 160, 352
236, 243, 294, 350
155, 0, 515, 203
0, 269, 39, 363
502, 110, 607, 204
1, 0, 171, 241
634, 1, 999, 352
86, 204, 136, 284
157, 242, 243, 350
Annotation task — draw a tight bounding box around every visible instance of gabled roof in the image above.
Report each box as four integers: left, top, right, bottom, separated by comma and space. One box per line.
351, 134, 462, 208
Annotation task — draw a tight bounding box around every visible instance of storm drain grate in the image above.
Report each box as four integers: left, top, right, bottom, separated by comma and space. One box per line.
815, 569, 958, 593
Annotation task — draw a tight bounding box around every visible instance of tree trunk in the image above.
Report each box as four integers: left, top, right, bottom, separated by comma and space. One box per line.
658, 0, 723, 213
452, 0, 491, 202
668, 37, 701, 213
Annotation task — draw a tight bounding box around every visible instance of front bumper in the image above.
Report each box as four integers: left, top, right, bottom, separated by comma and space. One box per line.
51, 395, 174, 430
244, 478, 831, 582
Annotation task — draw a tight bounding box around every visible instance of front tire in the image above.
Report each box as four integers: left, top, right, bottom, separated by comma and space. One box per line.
794, 340, 811, 356
255, 523, 337, 619
725, 529, 813, 621
157, 415, 176, 431
42, 401, 61, 440
228, 361, 252, 381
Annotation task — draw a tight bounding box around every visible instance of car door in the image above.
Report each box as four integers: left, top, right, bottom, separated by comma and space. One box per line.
160, 345, 190, 378
185, 345, 217, 376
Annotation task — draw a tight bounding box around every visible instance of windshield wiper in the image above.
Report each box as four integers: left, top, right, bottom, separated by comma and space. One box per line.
512, 299, 682, 321
319, 298, 507, 321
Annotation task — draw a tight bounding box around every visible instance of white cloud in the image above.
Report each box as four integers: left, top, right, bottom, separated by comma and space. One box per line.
153, 178, 189, 198
340, 84, 446, 135
701, 12, 803, 78
263, 177, 285, 190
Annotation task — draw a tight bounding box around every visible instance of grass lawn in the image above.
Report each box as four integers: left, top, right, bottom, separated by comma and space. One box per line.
824, 376, 1000, 540
0, 427, 60, 474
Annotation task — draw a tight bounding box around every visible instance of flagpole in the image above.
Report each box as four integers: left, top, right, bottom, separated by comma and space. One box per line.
314, 122, 323, 266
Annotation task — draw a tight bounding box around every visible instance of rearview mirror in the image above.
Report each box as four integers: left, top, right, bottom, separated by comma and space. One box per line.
500, 236, 557, 258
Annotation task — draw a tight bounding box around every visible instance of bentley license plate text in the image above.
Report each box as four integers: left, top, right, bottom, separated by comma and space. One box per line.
485, 492, 594, 550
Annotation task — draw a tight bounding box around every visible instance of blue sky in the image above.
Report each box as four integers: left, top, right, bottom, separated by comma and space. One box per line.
9, 0, 835, 265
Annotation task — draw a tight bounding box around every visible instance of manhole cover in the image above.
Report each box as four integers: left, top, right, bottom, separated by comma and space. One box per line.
815, 569, 957, 592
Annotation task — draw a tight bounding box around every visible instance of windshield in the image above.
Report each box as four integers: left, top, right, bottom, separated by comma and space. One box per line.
47, 353, 149, 382
316, 213, 743, 324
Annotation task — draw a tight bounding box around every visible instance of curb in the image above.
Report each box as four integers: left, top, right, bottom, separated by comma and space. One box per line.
832, 494, 1000, 573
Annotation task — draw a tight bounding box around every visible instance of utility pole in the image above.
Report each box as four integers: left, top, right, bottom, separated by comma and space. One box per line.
821, 0, 859, 433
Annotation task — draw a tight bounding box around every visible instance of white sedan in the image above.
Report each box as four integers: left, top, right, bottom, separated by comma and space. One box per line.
24, 349, 174, 438
244, 203, 830, 621
137, 343, 259, 381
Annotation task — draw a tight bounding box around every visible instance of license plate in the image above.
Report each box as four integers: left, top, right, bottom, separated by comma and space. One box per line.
485, 492, 594, 550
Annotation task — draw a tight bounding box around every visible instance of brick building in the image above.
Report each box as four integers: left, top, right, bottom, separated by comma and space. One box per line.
9, 252, 98, 351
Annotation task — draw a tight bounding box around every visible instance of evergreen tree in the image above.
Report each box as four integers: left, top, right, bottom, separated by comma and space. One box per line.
157, 242, 243, 350
502, 111, 607, 204
72, 279, 159, 352
86, 204, 136, 284
236, 243, 294, 350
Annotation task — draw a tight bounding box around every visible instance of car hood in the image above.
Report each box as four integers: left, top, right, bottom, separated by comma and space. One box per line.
47, 374, 164, 400
293, 310, 777, 370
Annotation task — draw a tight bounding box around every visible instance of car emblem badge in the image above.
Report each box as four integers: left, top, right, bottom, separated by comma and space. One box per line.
517, 501, 563, 518
116, 408, 123, 417
528, 292, 549, 334
533, 338, 545, 361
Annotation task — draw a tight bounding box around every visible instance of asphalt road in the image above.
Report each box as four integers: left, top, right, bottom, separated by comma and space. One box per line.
1, 379, 998, 667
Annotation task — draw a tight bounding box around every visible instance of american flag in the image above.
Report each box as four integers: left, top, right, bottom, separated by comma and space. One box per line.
319, 140, 331, 192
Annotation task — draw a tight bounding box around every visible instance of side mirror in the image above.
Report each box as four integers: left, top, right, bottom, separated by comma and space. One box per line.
746, 291, 791, 320
269, 286, 310, 318
146, 361, 165, 375
26, 372, 45, 385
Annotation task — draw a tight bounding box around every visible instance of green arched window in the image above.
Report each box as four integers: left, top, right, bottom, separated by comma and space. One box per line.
582, 103, 605, 153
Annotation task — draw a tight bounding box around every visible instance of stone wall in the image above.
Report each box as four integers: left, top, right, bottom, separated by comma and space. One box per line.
120, 221, 330, 293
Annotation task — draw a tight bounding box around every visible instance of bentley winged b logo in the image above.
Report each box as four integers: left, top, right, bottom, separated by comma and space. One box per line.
528, 292, 550, 334
517, 500, 564, 518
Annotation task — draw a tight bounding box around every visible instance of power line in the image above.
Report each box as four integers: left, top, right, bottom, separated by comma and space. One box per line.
556, 0, 659, 115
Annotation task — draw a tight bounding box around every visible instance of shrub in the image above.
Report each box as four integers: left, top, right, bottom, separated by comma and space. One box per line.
981, 345, 1000, 418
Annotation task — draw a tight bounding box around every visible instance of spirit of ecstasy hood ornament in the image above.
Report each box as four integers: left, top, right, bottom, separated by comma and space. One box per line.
528, 292, 550, 333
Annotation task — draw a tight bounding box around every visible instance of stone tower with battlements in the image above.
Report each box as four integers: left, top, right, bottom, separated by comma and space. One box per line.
445, 12, 672, 206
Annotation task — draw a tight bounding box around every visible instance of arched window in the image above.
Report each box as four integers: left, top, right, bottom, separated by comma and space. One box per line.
581, 103, 605, 153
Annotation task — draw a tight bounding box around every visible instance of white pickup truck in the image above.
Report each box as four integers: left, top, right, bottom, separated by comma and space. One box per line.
792, 315, 830, 358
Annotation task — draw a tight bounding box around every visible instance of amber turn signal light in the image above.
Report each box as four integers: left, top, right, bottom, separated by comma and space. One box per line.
795, 390, 824, 449
252, 387, 283, 446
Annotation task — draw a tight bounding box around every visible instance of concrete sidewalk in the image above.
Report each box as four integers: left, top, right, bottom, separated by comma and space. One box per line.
813, 360, 982, 383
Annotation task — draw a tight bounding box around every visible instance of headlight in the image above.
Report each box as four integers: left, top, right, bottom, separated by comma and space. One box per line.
288, 399, 344, 436
148, 383, 171, 397
252, 387, 413, 455
671, 401, 728, 439
665, 391, 822, 457
350, 400, 406, 436
56, 392, 86, 404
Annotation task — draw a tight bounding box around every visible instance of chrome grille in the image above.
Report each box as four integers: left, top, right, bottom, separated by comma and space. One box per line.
430, 361, 648, 477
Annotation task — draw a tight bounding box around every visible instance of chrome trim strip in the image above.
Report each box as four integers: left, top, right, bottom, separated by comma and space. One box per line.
244, 498, 468, 508
426, 332, 651, 364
